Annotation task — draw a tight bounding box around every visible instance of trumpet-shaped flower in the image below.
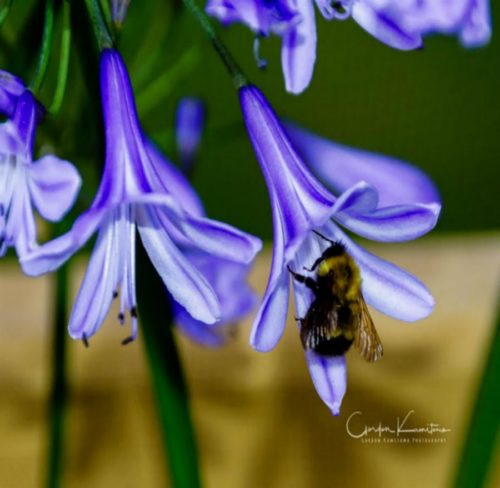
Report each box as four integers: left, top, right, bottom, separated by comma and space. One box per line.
21, 49, 261, 345
0, 88, 81, 258
240, 85, 440, 414
148, 135, 257, 347
208, 0, 491, 94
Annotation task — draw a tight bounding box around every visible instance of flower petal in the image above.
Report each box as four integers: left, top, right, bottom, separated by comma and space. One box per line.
28, 155, 81, 222
306, 351, 347, 416
0, 71, 25, 118
459, 0, 492, 47
144, 140, 204, 217
352, 2, 423, 50
336, 202, 441, 242
250, 206, 290, 352
137, 205, 221, 324
331, 181, 378, 214
67, 222, 118, 340
174, 253, 257, 346
284, 121, 440, 206
281, 0, 317, 94
20, 208, 106, 276
324, 222, 435, 321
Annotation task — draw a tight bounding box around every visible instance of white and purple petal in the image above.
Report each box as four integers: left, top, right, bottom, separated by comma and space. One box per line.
28, 154, 82, 222
284, 121, 440, 207
324, 221, 435, 321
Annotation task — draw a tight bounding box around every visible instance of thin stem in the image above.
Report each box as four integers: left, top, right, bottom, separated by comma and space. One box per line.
30, 0, 55, 93
84, 0, 113, 51
48, 0, 71, 114
181, 0, 247, 89
453, 299, 500, 488
0, 0, 13, 27
45, 264, 69, 488
137, 242, 202, 488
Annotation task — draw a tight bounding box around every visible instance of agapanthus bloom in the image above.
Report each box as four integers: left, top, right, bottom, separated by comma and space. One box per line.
240, 85, 440, 414
21, 49, 261, 345
0, 84, 81, 258
208, 0, 491, 94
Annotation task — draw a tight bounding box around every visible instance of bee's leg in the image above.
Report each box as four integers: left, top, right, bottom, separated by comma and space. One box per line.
303, 256, 323, 272
287, 265, 319, 293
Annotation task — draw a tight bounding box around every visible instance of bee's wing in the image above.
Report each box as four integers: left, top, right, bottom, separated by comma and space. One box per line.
354, 295, 383, 362
300, 302, 338, 351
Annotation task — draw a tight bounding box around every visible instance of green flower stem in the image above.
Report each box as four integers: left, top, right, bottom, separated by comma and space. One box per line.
45, 263, 69, 488
0, 0, 13, 27
453, 300, 500, 488
30, 0, 55, 93
137, 243, 202, 488
48, 0, 71, 115
83, 0, 113, 51
181, 0, 247, 89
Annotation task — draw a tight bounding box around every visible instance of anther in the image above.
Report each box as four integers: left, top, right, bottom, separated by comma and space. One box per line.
82, 333, 89, 348
112, 290, 118, 299
118, 312, 125, 325
130, 305, 137, 318
121, 336, 134, 346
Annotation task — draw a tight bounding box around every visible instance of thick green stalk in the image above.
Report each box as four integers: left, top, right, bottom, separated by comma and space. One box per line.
30, 0, 55, 93
453, 300, 500, 488
45, 264, 69, 488
181, 0, 247, 89
137, 243, 202, 488
48, 0, 71, 114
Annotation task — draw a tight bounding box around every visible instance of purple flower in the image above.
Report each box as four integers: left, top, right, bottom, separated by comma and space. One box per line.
146, 139, 258, 347
240, 85, 440, 414
283, 121, 440, 207
208, 0, 491, 94
21, 49, 261, 345
175, 97, 205, 173
0, 87, 81, 258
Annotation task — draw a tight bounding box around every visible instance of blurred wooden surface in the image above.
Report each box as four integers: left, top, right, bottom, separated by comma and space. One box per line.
0, 234, 498, 488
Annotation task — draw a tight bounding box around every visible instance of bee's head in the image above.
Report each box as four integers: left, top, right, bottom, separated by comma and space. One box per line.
321, 241, 346, 260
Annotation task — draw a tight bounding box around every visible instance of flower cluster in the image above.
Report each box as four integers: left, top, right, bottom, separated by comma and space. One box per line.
207, 0, 492, 93
0, 0, 470, 418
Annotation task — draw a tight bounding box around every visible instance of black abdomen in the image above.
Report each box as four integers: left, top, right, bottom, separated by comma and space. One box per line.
313, 336, 353, 357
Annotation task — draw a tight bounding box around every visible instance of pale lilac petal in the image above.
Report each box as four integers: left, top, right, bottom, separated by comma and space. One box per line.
144, 140, 204, 217
20, 208, 106, 276
28, 155, 81, 221
306, 351, 347, 416
281, 0, 317, 94
352, 2, 423, 50
137, 205, 221, 324
331, 181, 378, 214
284, 121, 440, 206
68, 222, 117, 340
250, 205, 289, 352
460, 0, 491, 47
336, 202, 441, 242
324, 222, 435, 321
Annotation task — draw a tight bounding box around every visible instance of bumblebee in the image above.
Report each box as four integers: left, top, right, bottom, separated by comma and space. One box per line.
288, 232, 383, 362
